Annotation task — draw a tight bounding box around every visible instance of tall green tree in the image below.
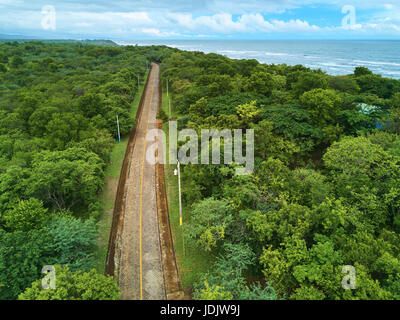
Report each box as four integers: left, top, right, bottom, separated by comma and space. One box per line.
0, 229, 55, 300
27, 147, 104, 214
18, 265, 120, 300
186, 198, 234, 251
3, 198, 48, 232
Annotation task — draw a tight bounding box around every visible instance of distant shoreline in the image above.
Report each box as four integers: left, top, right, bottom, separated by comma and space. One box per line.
116, 39, 400, 79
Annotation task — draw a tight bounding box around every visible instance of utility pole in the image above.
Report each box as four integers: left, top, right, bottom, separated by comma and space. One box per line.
177, 158, 182, 226
169, 98, 171, 120
175, 157, 184, 255
166, 78, 169, 97
116, 115, 121, 143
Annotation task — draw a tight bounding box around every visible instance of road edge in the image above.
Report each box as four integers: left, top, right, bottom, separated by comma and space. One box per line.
105, 65, 153, 280
155, 78, 186, 300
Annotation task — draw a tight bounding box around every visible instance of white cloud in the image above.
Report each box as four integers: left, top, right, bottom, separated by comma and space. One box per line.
210, 0, 299, 14
270, 19, 320, 32
166, 12, 320, 34
75, 22, 93, 28
141, 28, 180, 37
114, 12, 152, 24
240, 13, 320, 32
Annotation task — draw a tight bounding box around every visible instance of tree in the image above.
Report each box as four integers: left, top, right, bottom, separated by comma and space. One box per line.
0, 229, 55, 300
323, 136, 400, 229
236, 101, 260, 127
260, 105, 323, 156
182, 164, 224, 201
27, 147, 104, 214
102, 80, 133, 99
366, 131, 400, 158
390, 92, 400, 134
186, 198, 234, 251
245, 72, 284, 96
196, 281, 233, 300
222, 173, 260, 211
196, 74, 234, 97
354, 66, 373, 77
256, 157, 292, 201
28, 107, 59, 137
68, 129, 114, 164
16, 94, 40, 129
300, 89, 342, 125
290, 236, 343, 299
46, 215, 97, 271
290, 169, 332, 207
0, 52, 8, 63
18, 265, 120, 300
247, 204, 312, 245
216, 114, 241, 129
3, 198, 48, 232
235, 59, 259, 77
46, 113, 90, 150
3, 39, 400, 301
291, 285, 325, 300
392, 92, 400, 109
10, 56, 23, 68
0, 134, 13, 160
194, 243, 278, 300
338, 109, 377, 135
189, 97, 209, 123
104, 107, 132, 136
238, 283, 279, 300
323, 136, 397, 189
300, 89, 343, 143
0, 165, 30, 214
328, 76, 359, 94
208, 92, 269, 117
76, 93, 106, 118
356, 74, 400, 99
292, 72, 328, 97
253, 120, 299, 163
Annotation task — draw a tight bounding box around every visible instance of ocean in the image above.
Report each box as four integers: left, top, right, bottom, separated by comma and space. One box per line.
116, 40, 400, 79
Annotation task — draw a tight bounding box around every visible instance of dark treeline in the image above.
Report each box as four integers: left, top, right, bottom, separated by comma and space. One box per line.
160, 49, 400, 300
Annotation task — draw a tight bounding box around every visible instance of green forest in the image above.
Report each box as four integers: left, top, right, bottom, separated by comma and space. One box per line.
159, 49, 400, 300
1, 40, 400, 300
0, 41, 169, 299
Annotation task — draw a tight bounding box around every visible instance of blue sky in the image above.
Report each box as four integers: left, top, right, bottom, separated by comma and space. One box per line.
1, 0, 400, 40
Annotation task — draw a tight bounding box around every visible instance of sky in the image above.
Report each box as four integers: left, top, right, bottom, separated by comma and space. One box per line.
1, 0, 400, 40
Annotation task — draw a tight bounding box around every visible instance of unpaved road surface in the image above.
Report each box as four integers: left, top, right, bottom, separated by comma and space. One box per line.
118, 63, 166, 300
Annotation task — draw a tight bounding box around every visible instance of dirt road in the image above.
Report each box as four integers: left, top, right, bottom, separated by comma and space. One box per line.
118, 63, 166, 300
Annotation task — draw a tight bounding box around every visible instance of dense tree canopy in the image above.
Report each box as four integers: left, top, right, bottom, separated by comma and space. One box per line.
2, 39, 400, 300
0, 41, 168, 299
160, 45, 400, 300
18, 265, 120, 300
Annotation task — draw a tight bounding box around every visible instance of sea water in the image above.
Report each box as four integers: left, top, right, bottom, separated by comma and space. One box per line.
117, 40, 400, 79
